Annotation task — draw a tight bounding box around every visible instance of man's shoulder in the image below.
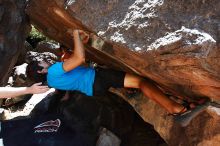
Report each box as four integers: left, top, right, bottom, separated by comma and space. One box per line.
49, 62, 63, 69
48, 62, 65, 75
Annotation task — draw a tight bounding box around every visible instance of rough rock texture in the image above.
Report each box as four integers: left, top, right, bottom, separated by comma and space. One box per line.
25, 0, 220, 145
0, 0, 30, 85
35, 41, 61, 59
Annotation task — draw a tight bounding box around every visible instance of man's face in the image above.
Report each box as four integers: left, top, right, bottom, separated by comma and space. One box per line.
37, 61, 50, 74
39, 61, 50, 68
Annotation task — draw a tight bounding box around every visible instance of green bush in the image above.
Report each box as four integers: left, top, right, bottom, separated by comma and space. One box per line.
28, 25, 56, 43
29, 25, 46, 40
27, 25, 57, 48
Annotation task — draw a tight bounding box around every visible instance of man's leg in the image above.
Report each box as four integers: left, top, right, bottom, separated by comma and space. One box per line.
124, 73, 185, 114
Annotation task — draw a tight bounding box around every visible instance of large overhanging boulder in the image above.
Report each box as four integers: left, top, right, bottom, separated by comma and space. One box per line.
26, 0, 220, 100
26, 0, 220, 145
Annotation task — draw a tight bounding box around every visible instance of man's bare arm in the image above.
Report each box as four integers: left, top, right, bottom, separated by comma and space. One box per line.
63, 30, 88, 72
0, 83, 49, 98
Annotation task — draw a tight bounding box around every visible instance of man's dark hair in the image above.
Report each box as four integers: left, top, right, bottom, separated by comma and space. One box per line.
26, 61, 47, 83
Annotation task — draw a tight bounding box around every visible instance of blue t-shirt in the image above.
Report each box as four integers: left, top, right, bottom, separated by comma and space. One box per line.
47, 62, 95, 96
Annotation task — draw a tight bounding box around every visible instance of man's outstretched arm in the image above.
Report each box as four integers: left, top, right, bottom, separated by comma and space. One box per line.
63, 29, 88, 72
0, 83, 49, 98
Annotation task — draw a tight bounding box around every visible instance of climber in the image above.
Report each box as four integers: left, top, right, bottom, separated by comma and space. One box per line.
0, 83, 49, 98
26, 29, 209, 126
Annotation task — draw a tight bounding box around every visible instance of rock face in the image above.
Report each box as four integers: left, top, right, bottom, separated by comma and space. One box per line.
25, 0, 220, 145
26, 0, 220, 100
35, 41, 61, 59
0, 0, 30, 85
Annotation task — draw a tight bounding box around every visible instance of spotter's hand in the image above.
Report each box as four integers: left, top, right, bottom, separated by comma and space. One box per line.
27, 83, 50, 94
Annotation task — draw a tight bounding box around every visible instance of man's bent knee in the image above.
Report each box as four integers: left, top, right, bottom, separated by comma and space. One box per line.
124, 73, 143, 88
